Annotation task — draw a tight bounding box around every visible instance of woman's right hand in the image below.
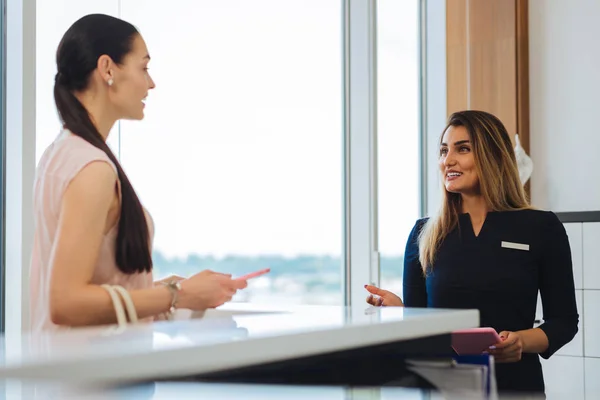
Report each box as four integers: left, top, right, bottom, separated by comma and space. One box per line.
365, 284, 404, 307
177, 270, 248, 310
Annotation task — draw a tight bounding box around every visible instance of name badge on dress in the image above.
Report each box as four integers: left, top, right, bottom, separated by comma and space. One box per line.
501, 241, 530, 251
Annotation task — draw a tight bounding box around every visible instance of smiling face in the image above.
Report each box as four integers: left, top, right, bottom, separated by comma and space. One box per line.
439, 125, 480, 195
108, 34, 155, 120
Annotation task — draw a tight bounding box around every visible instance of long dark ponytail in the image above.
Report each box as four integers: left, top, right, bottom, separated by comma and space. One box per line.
54, 14, 152, 274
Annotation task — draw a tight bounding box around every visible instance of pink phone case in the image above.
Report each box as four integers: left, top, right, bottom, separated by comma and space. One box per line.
235, 268, 271, 280
451, 327, 502, 355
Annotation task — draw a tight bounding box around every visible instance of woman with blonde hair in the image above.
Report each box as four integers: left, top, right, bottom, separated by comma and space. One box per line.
365, 110, 578, 394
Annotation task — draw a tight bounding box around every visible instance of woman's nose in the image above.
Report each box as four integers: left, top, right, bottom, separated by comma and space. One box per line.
444, 152, 457, 166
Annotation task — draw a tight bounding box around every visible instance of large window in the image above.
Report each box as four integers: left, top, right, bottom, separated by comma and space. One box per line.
119, 0, 343, 305
32, 1, 422, 313
377, 0, 420, 296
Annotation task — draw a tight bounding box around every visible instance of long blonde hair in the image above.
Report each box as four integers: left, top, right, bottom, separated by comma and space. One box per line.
419, 110, 530, 272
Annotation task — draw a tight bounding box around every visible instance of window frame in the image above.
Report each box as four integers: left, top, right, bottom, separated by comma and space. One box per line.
0, 0, 6, 334
343, 0, 380, 308
5, 0, 36, 339
422, 0, 447, 216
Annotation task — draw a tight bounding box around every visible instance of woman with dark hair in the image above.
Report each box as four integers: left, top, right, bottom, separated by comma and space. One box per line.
30, 14, 247, 332
365, 110, 578, 394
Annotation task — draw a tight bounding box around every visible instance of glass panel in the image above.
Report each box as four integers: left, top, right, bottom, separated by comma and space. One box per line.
377, 0, 421, 297
119, 0, 343, 305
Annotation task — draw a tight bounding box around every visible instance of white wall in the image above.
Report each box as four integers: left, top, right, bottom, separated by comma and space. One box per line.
529, 0, 600, 211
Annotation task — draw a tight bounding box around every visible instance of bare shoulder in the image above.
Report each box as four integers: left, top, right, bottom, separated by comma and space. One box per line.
63, 160, 118, 210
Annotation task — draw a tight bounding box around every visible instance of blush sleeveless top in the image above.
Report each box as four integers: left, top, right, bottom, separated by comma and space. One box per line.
30, 130, 154, 332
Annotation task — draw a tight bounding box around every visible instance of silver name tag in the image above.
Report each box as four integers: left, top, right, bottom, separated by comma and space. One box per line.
501, 241, 530, 251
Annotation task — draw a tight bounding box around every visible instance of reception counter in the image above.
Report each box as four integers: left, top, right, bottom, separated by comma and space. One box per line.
0, 304, 479, 387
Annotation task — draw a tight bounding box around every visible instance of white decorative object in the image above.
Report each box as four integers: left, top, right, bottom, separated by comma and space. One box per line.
514, 133, 533, 184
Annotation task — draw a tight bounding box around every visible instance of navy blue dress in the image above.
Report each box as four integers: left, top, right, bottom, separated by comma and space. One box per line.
403, 210, 579, 393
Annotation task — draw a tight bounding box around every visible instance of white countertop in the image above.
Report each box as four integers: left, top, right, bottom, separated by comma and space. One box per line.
0, 304, 479, 385
6, 381, 505, 400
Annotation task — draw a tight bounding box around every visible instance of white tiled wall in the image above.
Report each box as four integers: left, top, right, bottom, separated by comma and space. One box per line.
583, 223, 600, 289
584, 290, 599, 357
541, 356, 585, 399
542, 221, 600, 399
585, 357, 600, 399
565, 223, 583, 289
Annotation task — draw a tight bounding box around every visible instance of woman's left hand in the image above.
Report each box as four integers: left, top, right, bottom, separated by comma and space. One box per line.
488, 331, 524, 363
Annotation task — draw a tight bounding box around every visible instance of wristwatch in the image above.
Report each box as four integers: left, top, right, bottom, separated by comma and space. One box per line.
161, 280, 182, 317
